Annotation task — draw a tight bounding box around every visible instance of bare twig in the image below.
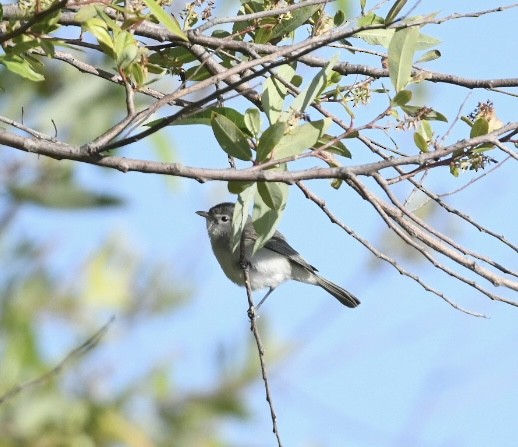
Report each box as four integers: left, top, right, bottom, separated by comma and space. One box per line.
0, 316, 114, 405
239, 244, 283, 447
296, 181, 487, 317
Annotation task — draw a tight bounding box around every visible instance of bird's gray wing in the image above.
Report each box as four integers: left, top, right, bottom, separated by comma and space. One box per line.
263, 231, 318, 272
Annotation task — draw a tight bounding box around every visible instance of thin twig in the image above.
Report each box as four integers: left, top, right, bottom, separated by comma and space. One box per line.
239, 253, 283, 447
296, 181, 487, 317
0, 316, 115, 405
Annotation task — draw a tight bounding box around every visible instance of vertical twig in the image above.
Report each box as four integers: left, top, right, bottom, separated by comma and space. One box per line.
239, 237, 283, 447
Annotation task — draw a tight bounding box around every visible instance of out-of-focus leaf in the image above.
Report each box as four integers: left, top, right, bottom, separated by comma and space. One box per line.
8, 184, 123, 208
0, 54, 44, 82
388, 26, 419, 91
211, 113, 252, 161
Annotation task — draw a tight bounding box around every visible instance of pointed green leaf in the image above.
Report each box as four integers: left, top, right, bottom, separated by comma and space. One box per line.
421, 120, 433, 139
273, 118, 331, 159
388, 26, 419, 91
413, 132, 428, 152
149, 107, 252, 135
470, 118, 489, 138
211, 113, 252, 161
262, 64, 295, 124
256, 122, 287, 162
142, 0, 188, 41
385, 0, 408, 23
114, 30, 139, 69
257, 181, 288, 210
83, 17, 114, 55
244, 108, 261, 137
270, 5, 320, 39
291, 54, 339, 113
252, 193, 286, 255
232, 184, 257, 253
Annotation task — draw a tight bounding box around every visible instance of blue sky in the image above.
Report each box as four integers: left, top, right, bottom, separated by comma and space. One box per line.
7, 1, 518, 446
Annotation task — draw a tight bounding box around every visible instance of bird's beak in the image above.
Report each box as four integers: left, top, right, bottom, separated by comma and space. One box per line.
196, 210, 210, 219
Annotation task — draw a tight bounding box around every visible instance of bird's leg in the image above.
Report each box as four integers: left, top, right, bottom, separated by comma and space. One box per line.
256, 287, 275, 310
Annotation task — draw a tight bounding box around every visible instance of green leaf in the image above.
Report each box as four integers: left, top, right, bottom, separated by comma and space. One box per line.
83, 17, 114, 56
8, 184, 123, 208
257, 181, 288, 210
184, 64, 212, 81
291, 54, 339, 113
148, 107, 252, 135
211, 113, 252, 161
142, 0, 188, 41
228, 181, 254, 194
357, 27, 439, 50
334, 10, 345, 26
244, 108, 261, 137
357, 12, 385, 27
357, 29, 394, 47
0, 55, 44, 82
413, 132, 428, 152
273, 118, 331, 159
114, 30, 139, 70
415, 33, 441, 51
385, 0, 408, 23
416, 49, 441, 63
313, 134, 351, 158
262, 64, 295, 124
421, 120, 433, 139
252, 193, 286, 255
270, 5, 320, 40
391, 89, 412, 106
400, 105, 448, 122
470, 118, 489, 138
388, 26, 419, 91
232, 184, 256, 253
256, 122, 287, 162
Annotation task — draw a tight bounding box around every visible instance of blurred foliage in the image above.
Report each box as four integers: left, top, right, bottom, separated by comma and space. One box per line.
0, 154, 258, 446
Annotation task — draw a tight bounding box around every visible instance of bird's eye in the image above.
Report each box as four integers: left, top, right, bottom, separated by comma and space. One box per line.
221, 216, 229, 222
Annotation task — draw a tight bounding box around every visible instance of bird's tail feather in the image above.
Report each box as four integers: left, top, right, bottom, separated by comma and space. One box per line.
315, 275, 360, 308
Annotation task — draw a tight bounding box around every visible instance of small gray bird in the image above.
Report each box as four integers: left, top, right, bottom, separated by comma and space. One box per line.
196, 202, 360, 309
